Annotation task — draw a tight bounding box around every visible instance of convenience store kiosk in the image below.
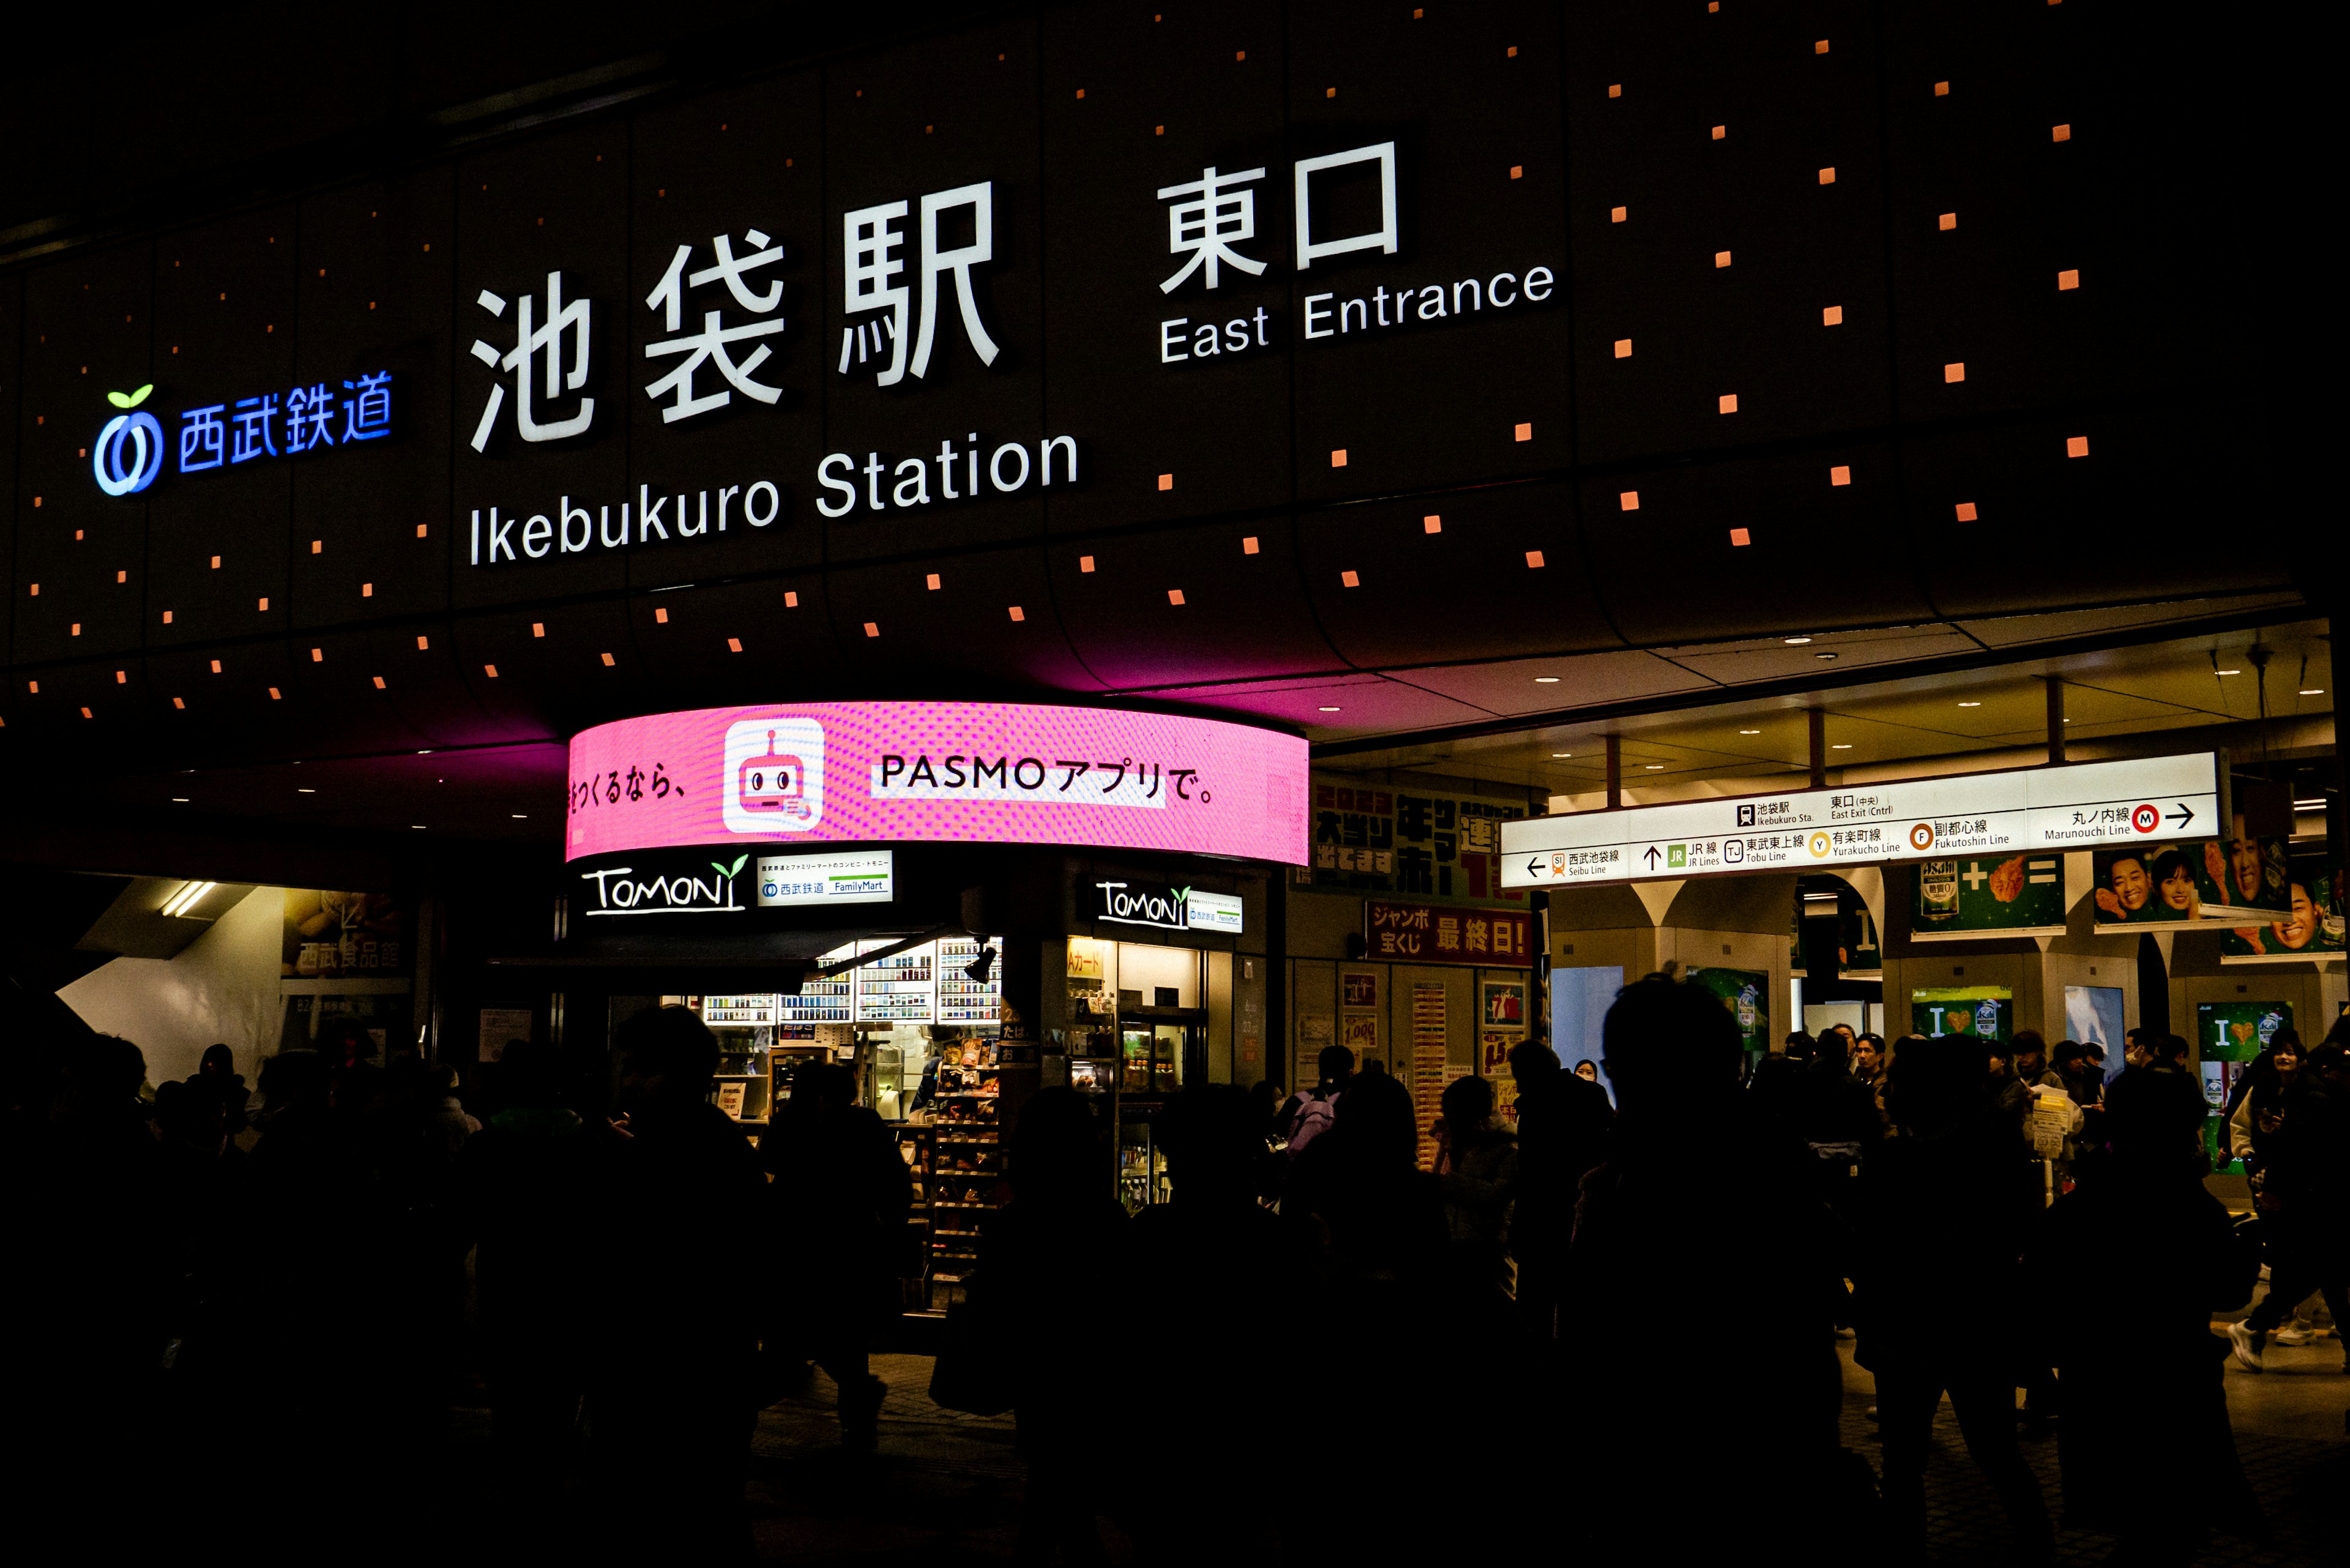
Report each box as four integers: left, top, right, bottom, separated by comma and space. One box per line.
508, 700, 1307, 1310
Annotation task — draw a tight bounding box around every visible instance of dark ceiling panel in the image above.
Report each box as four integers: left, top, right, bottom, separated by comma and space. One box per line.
1049, 521, 1337, 690
627, 72, 827, 587
1898, 411, 2279, 620
451, 599, 649, 740
1294, 481, 1620, 668
289, 169, 457, 630
826, 548, 1100, 693
1881, 0, 2149, 419
140, 640, 310, 766
1039, 0, 1291, 534
1565, 0, 1892, 465
627, 577, 841, 704
1582, 442, 1927, 644
13, 242, 155, 664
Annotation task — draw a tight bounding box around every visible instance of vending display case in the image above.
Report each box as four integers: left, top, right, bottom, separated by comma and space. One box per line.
692, 995, 777, 1127
925, 1038, 1007, 1286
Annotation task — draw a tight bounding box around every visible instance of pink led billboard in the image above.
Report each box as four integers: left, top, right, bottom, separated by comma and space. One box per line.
567, 701, 1310, 864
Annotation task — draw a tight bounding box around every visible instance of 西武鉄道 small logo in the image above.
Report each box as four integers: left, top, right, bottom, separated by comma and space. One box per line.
92, 385, 163, 496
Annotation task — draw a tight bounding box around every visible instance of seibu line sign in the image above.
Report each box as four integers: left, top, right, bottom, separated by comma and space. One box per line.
1502, 753, 2225, 888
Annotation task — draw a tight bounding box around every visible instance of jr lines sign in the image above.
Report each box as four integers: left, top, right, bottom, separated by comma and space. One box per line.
1502, 754, 2226, 889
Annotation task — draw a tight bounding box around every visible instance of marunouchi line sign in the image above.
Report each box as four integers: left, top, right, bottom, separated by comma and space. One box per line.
1501, 753, 2225, 888
567, 700, 1310, 865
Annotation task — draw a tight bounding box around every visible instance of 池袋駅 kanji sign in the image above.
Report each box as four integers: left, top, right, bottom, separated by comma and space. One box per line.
92, 375, 393, 497
453, 139, 1554, 570
1502, 753, 2226, 887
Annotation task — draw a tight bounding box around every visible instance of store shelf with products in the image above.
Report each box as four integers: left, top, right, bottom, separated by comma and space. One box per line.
690, 995, 777, 1125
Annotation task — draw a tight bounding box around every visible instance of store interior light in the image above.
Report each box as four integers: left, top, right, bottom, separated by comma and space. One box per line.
1832, 743, 1853, 749
1958, 701, 1982, 707
1783, 637, 1814, 645
1737, 728, 1761, 734
160, 881, 216, 919
1644, 764, 1664, 770
1551, 752, 1573, 758
2294, 798, 2324, 809
2300, 688, 2326, 695
1534, 676, 1561, 683
2215, 668, 2240, 676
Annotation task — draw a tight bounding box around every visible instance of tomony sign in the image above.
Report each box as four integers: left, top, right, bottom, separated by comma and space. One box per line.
1502, 753, 2227, 888
1091, 881, 1246, 934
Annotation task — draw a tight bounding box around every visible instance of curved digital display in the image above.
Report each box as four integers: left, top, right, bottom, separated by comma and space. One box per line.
566, 701, 1309, 865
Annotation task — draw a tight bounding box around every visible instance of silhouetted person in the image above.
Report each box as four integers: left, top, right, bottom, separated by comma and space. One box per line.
2226, 1035, 2348, 1372
191, 1042, 250, 1138
1506, 1036, 1610, 1346
460, 1037, 592, 1513
982, 1087, 1125, 1566
18, 1035, 171, 1541
1275, 1043, 1354, 1163
589, 1005, 768, 1559
1283, 1069, 1452, 1556
2028, 1066, 2262, 1562
1434, 1073, 1518, 1317
1122, 1086, 1302, 1565
1852, 1036, 2052, 1562
1565, 973, 1851, 1557
759, 1059, 910, 1448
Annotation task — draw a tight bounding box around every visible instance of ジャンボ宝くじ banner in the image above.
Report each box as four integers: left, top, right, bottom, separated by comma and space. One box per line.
565, 701, 1308, 864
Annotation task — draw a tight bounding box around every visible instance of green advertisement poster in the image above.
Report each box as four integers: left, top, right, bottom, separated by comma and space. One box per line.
2193, 1001, 2291, 1063
1911, 985, 2013, 1043
1912, 854, 2067, 938
2221, 848, 2345, 962
2092, 836, 2289, 927
1688, 967, 1770, 1053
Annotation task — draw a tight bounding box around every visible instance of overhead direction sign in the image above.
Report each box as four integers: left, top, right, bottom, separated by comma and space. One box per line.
1501, 753, 2225, 889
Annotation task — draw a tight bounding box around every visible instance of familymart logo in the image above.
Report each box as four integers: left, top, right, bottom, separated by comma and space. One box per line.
90, 374, 395, 498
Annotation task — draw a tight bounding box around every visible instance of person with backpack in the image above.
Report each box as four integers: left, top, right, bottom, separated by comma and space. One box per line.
1274, 1044, 1355, 1164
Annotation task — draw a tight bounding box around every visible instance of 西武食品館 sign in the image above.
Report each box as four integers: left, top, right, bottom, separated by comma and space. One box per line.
1502, 754, 2223, 888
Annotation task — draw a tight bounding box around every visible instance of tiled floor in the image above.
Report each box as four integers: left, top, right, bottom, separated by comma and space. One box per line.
717, 1340, 2344, 1565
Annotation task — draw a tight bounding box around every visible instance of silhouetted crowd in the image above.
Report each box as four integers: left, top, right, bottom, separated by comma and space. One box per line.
7, 976, 2346, 1565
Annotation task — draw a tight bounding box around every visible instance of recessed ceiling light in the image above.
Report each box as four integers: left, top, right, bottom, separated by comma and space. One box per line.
411, 824, 427, 830
1318, 705, 1341, 712
1958, 701, 1982, 707
417, 749, 433, 755
1815, 651, 1837, 660
1737, 729, 1761, 735
2215, 668, 2240, 676
512, 813, 528, 819
1551, 752, 1573, 758
297, 787, 316, 794
1644, 764, 1664, 770
1534, 676, 1561, 683
1831, 743, 1853, 749
2300, 688, 2325, 695
1783, 636, 1814, 645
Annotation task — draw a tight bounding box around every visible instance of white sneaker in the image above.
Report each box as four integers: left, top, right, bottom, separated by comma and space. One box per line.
2273, 1326, 2316, 1347
2226, 1320, 2265, 1372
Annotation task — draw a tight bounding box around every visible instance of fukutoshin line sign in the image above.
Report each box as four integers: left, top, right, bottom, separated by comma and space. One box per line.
1501, 754, 2226, 888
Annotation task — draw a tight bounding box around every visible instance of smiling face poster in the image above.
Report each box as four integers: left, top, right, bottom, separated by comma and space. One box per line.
2092, 836, 2288, 927
2222, 848, 2346, 962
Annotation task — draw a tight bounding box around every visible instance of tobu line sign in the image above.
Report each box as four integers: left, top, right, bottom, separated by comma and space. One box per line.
1502, 753, 2224, 888
567, 701, 1308, 864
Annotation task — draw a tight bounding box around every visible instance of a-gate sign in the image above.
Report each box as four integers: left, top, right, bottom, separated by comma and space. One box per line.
1501, 754, 2226, 888
568, 700, 1308, 865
